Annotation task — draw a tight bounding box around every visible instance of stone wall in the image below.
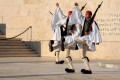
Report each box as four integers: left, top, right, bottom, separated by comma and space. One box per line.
0, 0, 120, 60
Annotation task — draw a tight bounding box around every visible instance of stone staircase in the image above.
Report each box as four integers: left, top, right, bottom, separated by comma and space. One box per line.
0, 32, 39, 57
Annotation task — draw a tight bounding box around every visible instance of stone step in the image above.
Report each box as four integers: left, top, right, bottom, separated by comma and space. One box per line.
0, 49, 33, 52
0, 51, 35, 54
0, 46, 28, 49
0, 41, 24, 43
0, 33, 2, 35
0, 53, 39, 57
0, 35, 6, 38
0, 42, 25, 46
0, 34, 38, 57
0, 50, 34, 52
0, 40, 23, 42
0, 38, 22, 41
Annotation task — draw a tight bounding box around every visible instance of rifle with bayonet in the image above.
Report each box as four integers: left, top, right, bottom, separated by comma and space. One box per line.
81, 3, 87, 11
89, 1, 103, 31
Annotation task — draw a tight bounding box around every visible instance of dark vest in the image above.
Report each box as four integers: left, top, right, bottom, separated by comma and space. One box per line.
81, 18, 92, 36
67, 25, 75, 35
64, 18, 75, 36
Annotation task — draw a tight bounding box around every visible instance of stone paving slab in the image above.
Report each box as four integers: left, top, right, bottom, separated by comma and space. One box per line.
98, 60, 120, 69
0, 57, 119, 80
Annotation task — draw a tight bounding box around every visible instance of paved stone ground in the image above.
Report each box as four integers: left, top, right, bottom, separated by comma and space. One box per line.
0, 57, 119, 80
98, 60, 120, 69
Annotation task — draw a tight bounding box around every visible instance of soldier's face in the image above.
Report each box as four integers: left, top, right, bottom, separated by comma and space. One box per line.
85, 13, 91, 19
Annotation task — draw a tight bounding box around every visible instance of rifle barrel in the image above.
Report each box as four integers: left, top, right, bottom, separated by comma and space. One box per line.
49, 11, 53, 15
89, 1, 103, 31
81, 3, 87, 11
100, 1, 103, 5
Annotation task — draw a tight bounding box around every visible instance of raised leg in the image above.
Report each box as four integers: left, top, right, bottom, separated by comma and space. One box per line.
65, 38, 86, 49
49, 40, 54, 52
65, 41, 77, 49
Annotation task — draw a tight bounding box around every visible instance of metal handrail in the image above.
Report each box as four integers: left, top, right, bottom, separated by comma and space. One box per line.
0, 26, 32, 40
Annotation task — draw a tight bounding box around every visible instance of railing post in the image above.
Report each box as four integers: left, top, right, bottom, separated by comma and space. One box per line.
30, 26, 32, 41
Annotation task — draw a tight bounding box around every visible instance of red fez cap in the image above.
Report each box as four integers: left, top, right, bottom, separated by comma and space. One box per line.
68, 11, 73, 15
86, 10, 92, 15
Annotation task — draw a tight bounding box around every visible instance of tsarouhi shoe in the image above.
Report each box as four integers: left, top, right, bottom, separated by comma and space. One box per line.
65, 68, 75, 73
56, 60, 64, 64
49, 40, 54, 52
81, 69, 92, 74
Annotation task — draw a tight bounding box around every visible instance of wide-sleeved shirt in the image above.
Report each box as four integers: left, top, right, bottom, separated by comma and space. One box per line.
51, 7, 67, 30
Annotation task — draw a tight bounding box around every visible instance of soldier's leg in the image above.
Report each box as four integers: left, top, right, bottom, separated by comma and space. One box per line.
55, 49, 60, 62
55, 38, 81, 51
49, 41, 62, 52
53, 42, 68, 51
81, 44, 92, 74
65, 39, 85, 49
55, 49, 64, 64
49, 40, 65, 64
49, 40, 62, 52
65, 49, 75, 73
82, 44, 91, 70
76, 39, 86, 44
53, 43, 61, 51
65, 41, 77, 49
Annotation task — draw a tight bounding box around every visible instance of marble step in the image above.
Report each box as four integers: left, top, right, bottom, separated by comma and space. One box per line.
0, 38, 22, 41
0, 53, 39, 57
0, 49, 32, 51
0, 46, 28, 49
0, 42, 25, 46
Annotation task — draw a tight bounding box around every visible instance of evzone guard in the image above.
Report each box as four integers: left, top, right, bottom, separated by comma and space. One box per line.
49, 3, 67, 64
49, 2, 103, 74
49, 3, 86, 64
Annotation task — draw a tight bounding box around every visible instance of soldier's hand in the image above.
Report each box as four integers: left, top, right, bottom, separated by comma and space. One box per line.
69, 30, 73, 34
85, 32, 89, 35
58, 41, 60, 44
56, 3, 59, 7
74, 2, 78, 6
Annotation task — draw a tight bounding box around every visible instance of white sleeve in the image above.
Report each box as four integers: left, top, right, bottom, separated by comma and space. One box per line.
72, 24, 82, 39
76, 24, 82, 35
51, 7, 67, 30
68, 6, 85, 25
53, 27, 61, 41
95, 23, 102, 43
89, 22, 102, 43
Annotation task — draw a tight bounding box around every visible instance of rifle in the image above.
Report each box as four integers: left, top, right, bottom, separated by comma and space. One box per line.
81, 3, 87, 11
89, 1, 103, 31
49, 10, 53, 15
